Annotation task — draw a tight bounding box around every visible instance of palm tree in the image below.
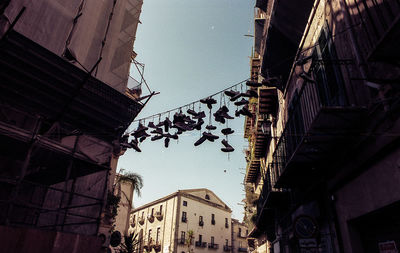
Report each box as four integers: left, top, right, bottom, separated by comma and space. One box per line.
117, 171, 144, 198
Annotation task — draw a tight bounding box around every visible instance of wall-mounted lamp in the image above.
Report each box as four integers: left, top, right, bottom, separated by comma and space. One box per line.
261, 119, 272, 135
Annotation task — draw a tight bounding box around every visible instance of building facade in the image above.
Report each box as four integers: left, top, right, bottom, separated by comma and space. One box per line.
129, 189, 234, 253
231, 219, 249, 253
0, 0, 144, 252
244, 0, 400, 252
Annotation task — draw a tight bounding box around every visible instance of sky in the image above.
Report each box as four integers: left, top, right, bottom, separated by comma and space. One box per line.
118, 0, 254, 220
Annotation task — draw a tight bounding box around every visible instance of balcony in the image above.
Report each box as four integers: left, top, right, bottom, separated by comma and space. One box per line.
138, 217, 145, 225
273, 73, 366, 188
238, 247, 248, 252
254, 9, 266, 55
155, 211, 163, 221
252, 116, 272, 158
223, 245, 232, 252
177, 238, 186, 245
147, 214, 154, 223
153, 243, 161, 252
208, 243, 219, 249
238, 232, 247, 238
195, 241, 207, 248
260, 0, 315, 84
343, 0, 400, 61
258, 164, 288, 211
245, 159, 260, 184
258, 87, 278, 115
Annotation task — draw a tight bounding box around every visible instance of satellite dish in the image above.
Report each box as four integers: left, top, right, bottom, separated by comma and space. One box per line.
110, 231, 122, 247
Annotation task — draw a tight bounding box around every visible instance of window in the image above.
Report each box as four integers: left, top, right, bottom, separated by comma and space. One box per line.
148, 229, 152, 243
182, 211, 187, 222
199, 234, 202, 243
156, 228, 161, 244
239, 227, 242, 236
211, 214, 215, 225
211, 236, 214, 244
159, 205, 163, 213
141, 211, 144, 218
225, 239, 228, 246
205, 194, 210, 200
151, 208, 154, 216
199, 215, 203, 226
225, 218, 228, 228
183, 200, 187, 206
181, 231, 186, 243
246, 229, 248, 236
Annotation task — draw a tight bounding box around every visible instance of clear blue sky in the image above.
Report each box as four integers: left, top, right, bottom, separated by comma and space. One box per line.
119, 0, 254, 220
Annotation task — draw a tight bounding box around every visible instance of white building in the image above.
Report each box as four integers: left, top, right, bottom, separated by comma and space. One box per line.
129, 189, 233, 253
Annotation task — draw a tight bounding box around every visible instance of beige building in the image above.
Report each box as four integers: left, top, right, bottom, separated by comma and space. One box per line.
231, 219, 248, 253
129, 189, 233, 253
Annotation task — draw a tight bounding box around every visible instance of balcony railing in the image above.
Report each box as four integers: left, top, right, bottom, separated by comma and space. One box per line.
346, 0, 400, 60
208, 243, 219, 249
138, 217, 145, 225
155, 211, 163, 221
195, 241, 207, 247
272, 63, 365, 187
223, 245, 232, 251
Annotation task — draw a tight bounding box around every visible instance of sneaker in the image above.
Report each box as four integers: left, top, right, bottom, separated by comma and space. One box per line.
206, 125, 217, 130
221, 128, 234, 135
214, 115, 226, 124
240, 107, 253, 117
193, 111, 206, 119
164, 137, 170, 148
221, 139, 234, 152
235, 109, 240, 117
246, 81, 262, 87
187, 109, 198, 116
203, 132, 219, 141
230, 92, 242, 101
224, 90, 240, 98
148, 122, 157, 128
241, 90, 258, 98
193, 118, 204, 130
234, 98, 249, 106
150, 128, 163, 135
130, 139, 141, 152
221, 146, 234, 152
200, 97, 217, 109
194, 135, 207, 146
151, 135, 163, 141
